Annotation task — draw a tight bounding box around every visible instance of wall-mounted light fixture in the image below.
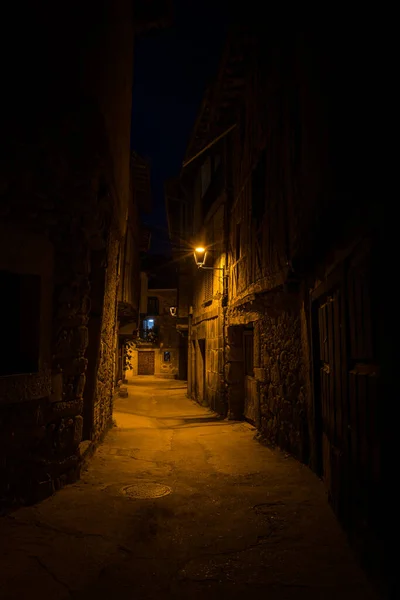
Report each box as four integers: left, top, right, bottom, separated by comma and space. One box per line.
169, 306, 177, 317
193, 246, 224, 272
193, 245, 228, 303
193, 247, 207, 267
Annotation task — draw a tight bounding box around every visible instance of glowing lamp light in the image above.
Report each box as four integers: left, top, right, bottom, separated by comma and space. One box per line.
194, 246, 207, 267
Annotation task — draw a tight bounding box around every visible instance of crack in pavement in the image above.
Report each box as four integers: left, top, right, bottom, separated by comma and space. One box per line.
8, 515, 118, 544
31, 555, 72, 596
7, 515, 170, 560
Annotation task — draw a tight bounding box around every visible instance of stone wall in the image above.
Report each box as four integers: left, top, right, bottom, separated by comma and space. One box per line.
257, 300, 309, 462
227, 290, 312, 463
92, 230, 120, 439
0, 0, 134, 507
0, 162, 120, 506
205, 315, 224, 413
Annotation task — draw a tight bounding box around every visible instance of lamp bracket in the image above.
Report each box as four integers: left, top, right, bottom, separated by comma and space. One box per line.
198, 266, 224, 271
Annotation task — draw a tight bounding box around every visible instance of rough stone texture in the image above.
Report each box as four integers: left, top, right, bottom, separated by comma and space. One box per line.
92, 232, 120, 440
257, 304, 308, 461
178, 23, 387, 586
205, 316, 224, 412
0, 0, 135, 508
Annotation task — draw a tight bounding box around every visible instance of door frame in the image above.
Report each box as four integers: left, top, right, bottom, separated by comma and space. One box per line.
310, 262, 346, 478
197, 338, 206, 406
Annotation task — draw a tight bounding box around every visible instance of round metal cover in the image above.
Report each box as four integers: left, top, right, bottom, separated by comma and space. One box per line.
121, 482, 172, 499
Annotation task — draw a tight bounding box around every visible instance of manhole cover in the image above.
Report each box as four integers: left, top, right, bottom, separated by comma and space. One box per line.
121, 482, 172, 499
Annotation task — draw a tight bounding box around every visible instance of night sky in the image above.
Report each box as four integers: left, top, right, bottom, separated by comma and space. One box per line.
131, 1, 229, 255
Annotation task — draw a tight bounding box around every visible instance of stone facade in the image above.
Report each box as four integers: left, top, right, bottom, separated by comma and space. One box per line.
93, 233, 120, 438
0, 0, 165, 507
177, 21, 385, 560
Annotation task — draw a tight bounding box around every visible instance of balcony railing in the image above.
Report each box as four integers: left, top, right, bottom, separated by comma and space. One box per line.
137, 327, 159, 345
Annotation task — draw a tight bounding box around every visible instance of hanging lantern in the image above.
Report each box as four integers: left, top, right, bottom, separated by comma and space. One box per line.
194, 246, 207, 267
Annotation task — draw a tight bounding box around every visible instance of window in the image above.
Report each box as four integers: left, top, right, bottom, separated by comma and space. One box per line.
0, 271, 41, 376
141, 318, 158, 340
147, 296, 159, 315
252, 147, 266, 222
163, 351, 171, 362
235, 223, 241, 261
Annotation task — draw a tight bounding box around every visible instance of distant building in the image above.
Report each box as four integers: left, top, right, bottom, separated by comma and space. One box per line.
126, 273, 180, 379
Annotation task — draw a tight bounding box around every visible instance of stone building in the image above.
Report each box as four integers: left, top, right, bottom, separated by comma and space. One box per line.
173, 20, 386, 568
126, 273, 180, 379
0, 1, 170, 507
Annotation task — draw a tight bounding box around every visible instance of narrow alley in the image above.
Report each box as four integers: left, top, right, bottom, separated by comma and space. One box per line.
1, 378, 377, 600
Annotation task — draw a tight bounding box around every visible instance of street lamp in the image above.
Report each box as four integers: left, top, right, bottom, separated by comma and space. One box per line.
193, 247, 207, 267
193, 244, 227, 301
193, 246, 225, 272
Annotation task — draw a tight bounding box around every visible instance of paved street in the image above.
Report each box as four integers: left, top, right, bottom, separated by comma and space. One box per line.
0, 377, 378, 599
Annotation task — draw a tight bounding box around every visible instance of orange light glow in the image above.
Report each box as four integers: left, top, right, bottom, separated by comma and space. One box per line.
195, 247, 205, 253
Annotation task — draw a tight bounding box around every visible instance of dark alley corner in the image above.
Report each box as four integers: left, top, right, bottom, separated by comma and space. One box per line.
0, 2, 392, 599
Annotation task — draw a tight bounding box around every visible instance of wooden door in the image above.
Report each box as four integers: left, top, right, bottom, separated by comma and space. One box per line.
138, 350, 155, 375
315, 287, 347, 518
312, 239, 381, 532
244, 376, 258, 424
243, 329, 257, 423
346, 246, 381, 532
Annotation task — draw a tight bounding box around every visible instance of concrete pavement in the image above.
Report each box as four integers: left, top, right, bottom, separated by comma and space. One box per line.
0, 377, 379, 599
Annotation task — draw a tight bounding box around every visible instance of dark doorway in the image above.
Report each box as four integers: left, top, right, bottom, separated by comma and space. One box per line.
192, 340, 197, 399
178, 334, 188, 379
226, 325, 245, 419
243, 325, 257, 424
198, 338, 207, 405
311, 239, 381, 545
